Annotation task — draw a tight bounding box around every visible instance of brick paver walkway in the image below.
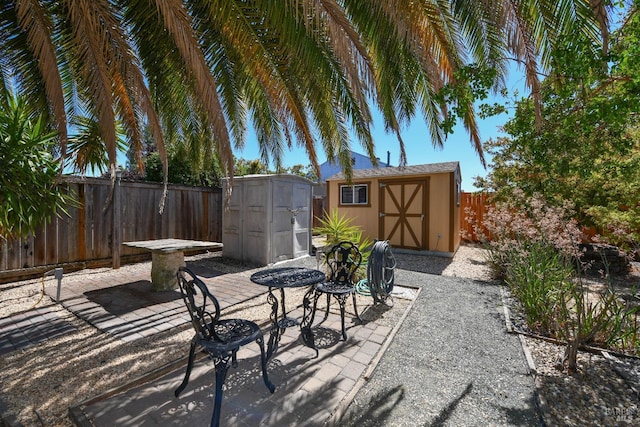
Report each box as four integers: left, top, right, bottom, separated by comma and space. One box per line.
41, 262, 269, 342
0, 306, 77, 355
1, 256, 416, 427
71, 302, 396, 426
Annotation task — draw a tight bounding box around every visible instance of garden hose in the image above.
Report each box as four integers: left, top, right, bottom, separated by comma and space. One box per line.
358, 241, 396, 306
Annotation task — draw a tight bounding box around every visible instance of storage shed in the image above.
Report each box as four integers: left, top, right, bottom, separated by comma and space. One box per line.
222, 174, 313, 265
326, 162, 462, 255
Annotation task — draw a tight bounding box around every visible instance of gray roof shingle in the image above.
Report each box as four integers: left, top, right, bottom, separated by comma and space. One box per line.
325, 161, 459, 181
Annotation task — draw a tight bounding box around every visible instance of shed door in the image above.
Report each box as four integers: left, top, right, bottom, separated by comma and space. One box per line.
272, 179, 311, 262
379, 179, 428, 250
291, 181, 311, 258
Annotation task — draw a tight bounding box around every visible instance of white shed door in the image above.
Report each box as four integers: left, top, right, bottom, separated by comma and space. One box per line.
271, 179, 311, 262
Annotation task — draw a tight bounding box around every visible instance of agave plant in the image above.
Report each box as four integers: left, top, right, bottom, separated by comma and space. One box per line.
313, 208, 373, 280
313, 209, 361, 247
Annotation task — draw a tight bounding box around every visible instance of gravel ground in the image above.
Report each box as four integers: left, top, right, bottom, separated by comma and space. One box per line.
343, 246, 640, 427
2, 244, 639, 426
340, 248, 541, 426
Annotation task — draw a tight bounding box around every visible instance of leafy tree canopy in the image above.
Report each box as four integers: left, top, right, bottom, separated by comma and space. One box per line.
476, 4, 640, 247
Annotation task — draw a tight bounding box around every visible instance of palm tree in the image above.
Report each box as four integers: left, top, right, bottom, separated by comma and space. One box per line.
66, 115, 127, 175
0, 0, 608, 202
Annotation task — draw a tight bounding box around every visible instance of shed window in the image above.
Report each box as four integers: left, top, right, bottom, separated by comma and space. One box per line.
340, 184, 368, 205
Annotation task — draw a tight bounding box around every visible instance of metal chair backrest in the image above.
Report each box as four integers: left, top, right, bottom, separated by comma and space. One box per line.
325, 241, 362, 284
177, 267, 222, 342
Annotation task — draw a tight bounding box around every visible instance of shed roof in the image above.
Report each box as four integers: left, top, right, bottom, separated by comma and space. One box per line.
326, 161, 459, 181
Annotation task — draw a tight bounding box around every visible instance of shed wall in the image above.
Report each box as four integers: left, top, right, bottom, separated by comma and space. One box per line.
326, 170, 460, 254
428, 173, 452, 252
222, 175, 312, 265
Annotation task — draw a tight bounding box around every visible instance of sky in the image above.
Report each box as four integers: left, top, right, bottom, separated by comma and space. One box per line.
235, 67, 528, 192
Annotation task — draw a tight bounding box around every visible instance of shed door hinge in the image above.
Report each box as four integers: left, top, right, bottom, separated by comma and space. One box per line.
379, 212, 385, 217
379, 183, 386, 188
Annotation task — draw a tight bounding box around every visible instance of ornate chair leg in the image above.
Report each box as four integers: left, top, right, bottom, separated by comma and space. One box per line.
352, 292, 363, 322
175, 338, 197, 397
256, 336, 276, 393
337, 295, 348, 341
210, 354, 231, 427
312, 290, 323, 326
265, 326, 280, 361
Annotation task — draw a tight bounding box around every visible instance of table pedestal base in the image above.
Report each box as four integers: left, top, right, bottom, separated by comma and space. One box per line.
151, 251, 185, 291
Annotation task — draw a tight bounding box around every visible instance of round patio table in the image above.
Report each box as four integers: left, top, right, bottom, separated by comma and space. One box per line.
250, 267, 325, 359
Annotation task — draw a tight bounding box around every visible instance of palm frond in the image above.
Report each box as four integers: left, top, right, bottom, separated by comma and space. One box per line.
64, 0, 118, 167
151, 0, 233, 177
14, 0, 68, 159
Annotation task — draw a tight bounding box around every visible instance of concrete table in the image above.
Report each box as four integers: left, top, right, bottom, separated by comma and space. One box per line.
123, 239, 223, 291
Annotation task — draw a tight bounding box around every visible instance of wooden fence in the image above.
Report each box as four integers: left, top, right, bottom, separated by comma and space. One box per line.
0, 176, 222, 282
312, 197, 325, 229
460, 192, 491, 242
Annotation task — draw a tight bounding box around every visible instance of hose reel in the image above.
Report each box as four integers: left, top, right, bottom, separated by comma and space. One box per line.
357, 240, 396, 306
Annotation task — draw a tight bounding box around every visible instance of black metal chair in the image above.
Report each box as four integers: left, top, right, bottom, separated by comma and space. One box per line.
174, 267, 275, 427
304, 241, 363, 341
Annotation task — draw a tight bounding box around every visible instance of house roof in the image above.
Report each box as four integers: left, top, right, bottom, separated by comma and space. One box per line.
320, 150, 392, 167
325, 161, 460, 181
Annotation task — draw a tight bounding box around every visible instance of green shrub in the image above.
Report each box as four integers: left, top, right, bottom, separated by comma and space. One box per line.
504, 241, 572, 335
481, 190, 640, 370
0, 94, 75, 239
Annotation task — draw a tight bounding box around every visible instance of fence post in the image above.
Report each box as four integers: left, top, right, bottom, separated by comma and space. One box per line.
112, 171, 122, 269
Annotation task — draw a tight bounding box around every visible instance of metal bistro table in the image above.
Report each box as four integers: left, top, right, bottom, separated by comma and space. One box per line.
250, 267, 325, 359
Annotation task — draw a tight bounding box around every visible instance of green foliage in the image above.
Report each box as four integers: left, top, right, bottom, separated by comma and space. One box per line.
67, 115, 127, 175
143, 151, 221, 187
313, 209, 362, 247
1, 0, 610, 190
0, 94, 75, 239
234, 158, 270, 176
435, 64, 502, 135
281, 164, 318, 181
505, 242, 572, 335
313, 209, 373, 279
481, 192, 640, 369
477, 9, 640, 249
559, 270, 640, 372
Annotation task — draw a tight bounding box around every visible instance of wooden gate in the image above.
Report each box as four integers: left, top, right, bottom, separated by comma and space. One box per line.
378, 179, 429, 250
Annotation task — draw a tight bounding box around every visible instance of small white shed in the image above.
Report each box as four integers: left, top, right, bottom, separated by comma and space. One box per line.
222, 174, 313, 265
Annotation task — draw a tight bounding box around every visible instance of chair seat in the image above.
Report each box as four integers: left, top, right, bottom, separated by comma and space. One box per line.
316, 281, 355, 295
197, 319, 263, 352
